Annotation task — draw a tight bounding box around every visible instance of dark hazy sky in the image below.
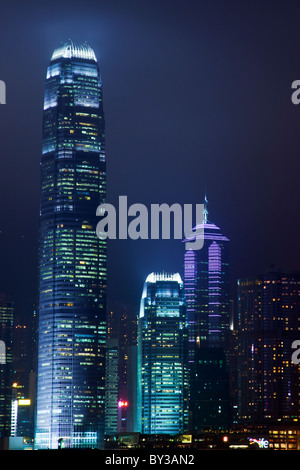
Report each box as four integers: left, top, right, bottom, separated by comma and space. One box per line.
0, 0, 300, 319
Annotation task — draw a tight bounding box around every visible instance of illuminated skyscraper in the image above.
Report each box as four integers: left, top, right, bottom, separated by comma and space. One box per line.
184, 197, 230, 359
184, 198, 231, 431
35, 41, 106, 449
137, 273, 189, 435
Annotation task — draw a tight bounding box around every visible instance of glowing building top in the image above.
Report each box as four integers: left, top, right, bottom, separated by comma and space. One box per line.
51, 40, 97, 62
145, 272, 183, 285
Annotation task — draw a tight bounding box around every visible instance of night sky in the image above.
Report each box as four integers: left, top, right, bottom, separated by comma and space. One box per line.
0, 0, 299, 321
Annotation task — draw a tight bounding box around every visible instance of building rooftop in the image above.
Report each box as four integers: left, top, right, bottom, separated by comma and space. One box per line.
145, 272, 183, 284
51, 40, 97, 62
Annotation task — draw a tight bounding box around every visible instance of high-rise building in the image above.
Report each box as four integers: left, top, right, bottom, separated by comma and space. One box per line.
104, 339, 119, 436
35, 41, 106, 449
12, 323, 30, 393
184, 197, 230, 358
184, 198, 231, 431
137, 273, 189, 435
107, 302, 138, 433
107, 301, 138, 407
0, 294, 14, 437
11, 382, 33, 443
237, 268, 300, 424
235, 277, 263, 424
126, 344, 138, 432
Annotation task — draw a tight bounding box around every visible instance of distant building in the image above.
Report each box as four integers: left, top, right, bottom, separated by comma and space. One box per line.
106, 302, 138, 433
189, 347, 232, 430
0, 294, 13, 437
237, 268, 300, 424
12, 323, 30, 395
11, 382, 33, 443
105, 339, 119, 436
126, 344, 138, 432
137, 272, 189, 434
235, 276, 263, 423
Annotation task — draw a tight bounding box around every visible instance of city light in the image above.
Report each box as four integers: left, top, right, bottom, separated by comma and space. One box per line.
118, 401, 128, 408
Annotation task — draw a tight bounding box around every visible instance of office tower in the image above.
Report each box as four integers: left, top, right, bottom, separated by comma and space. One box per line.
137, 273, 189, 435
184, 197, 230, 358
104, 339, 119, 436
107, 302, 138, 433
0, 294, 14, 437
237, 268, 300, 424
107, 302, 138, 403
11, 382, 32, 442
12, 322, 30, 393
127, 344, 138, 432
35, 41, 106, 449
236, 277, 263, 423
30, 306, 38, 373
189, 347, 231, 430
117, 307, 137, 406
184, 198, 231, 431
123, 310, 138, 433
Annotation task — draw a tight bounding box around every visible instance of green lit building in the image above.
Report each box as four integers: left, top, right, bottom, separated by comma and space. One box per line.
137, 273, 189, 435
35, 41, 106, 449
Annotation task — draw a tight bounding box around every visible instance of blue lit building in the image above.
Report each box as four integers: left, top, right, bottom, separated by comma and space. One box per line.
137, 273, 189, 435
35, 41, 106, 449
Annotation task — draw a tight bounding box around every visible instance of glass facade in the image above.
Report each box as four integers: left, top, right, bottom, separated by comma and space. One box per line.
35, 41, 106, 449
138, 273, 189, 435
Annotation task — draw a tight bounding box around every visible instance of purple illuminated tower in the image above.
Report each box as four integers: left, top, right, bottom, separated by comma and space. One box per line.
184, 196, 230, 361
184, 197, 231, 431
